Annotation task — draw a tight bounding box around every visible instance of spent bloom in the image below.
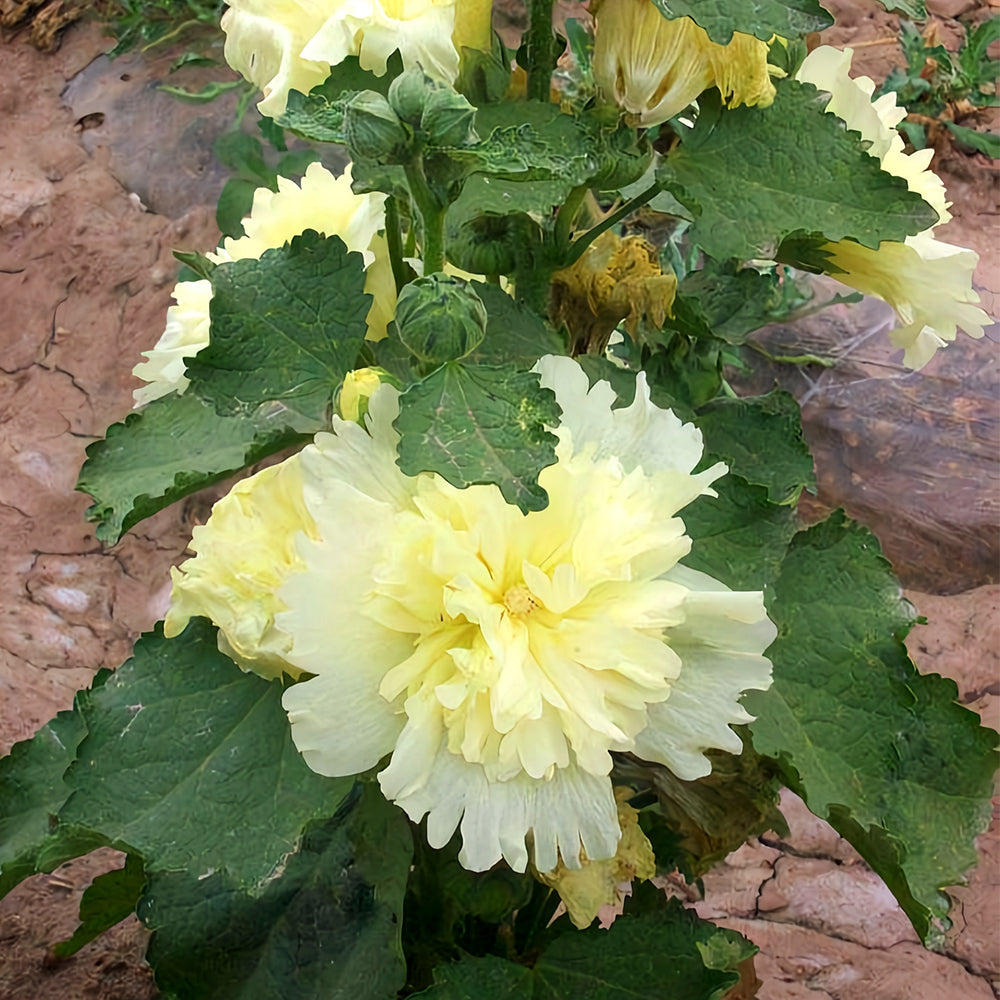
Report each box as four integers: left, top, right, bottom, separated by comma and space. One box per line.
166, 356, 775, 874
591, 0, 776, 127
221, 0, 493, 118
797, 46, 990, 369
133, 162, 395, 406
537, 786, 656, 928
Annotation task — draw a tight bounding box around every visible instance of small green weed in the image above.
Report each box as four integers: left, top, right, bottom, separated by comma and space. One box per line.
96, 0, 225, 57
878, 17, 1000, 157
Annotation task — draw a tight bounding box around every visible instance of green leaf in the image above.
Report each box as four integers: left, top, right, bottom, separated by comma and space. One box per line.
533, 895, 754, 999
449, 174, 574, 220
873, 0, 925, 16
416, 954, 532, 998
419, 898, 754, 999
943, 122, 1000, 159
394, 362, 561, 513
77, 392, 310, 544
189, 231, 370, 422
651, 0, 832, 43
678, 262, 785, 344
59, 620, 353, 887
277, 55, 400, 143
641, 297, 725, 410
775, 230, 847, 274
460, 102, 604, 185
53, 853, 146, 957
466, 282, 566, 366
0, 705, 89, 898
682, 474, 798, 590
140, 782, 411, 1000
695, 391, 815, 504
217, 177, 259, 240
658, 81, 939, 261
746, 512, 1000, 941
575, 356, 692, 418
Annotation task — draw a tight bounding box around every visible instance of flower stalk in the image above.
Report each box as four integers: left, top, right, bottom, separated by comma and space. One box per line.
525, 0, 557, 102
404, 158, 447, 274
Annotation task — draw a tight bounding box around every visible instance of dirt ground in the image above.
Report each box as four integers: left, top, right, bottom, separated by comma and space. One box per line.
0, 2, 997, 998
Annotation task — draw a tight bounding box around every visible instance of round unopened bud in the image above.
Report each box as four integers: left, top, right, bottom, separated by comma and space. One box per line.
449, 212, 542, 276
395, 274, 487, 366
387, 66, 437, 125
337, 367, 399, 423
343, 91, 409, 162
420, 87, 479, 148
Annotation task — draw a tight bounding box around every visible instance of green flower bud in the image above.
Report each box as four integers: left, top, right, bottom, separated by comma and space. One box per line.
396, 274, 487, 366
387, 66, 438, 125
449, 212, 542, 277
343, 91, 409, 162
420, 87, 479, 148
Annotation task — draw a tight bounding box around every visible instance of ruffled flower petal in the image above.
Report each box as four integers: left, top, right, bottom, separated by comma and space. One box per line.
379, 741, 622, 873
164, 457, 317, 681
796, 46, 991, 367
825, 231, 988, 370
132, 279, 212, 406
221, 0, 334, 118
301, 0, 461, 83
592, 0, 775, 127
632, 565, 775, 779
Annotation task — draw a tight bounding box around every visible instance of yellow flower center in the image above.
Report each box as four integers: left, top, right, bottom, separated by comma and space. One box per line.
503, 584, 537, 617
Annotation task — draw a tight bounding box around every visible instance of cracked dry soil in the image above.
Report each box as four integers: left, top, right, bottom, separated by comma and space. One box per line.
0, 3, 998, 998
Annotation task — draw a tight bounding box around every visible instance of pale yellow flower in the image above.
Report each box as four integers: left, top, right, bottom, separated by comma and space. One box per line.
223, 0, 494, 117
251, 356, 775, 872
300, 0, 464, 83
797, 46, 990, 368
591, 0, 775, 127
132, 279, 212, 406
537, 786, 656, 928
165, 458, 319, 681
132, 162, 394, 406
221, 0, 334, 119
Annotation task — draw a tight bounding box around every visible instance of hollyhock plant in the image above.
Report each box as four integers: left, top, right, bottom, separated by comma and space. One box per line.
3, 1, 997, 996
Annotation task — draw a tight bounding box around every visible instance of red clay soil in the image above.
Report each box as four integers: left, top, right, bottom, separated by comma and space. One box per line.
0, 3, 997, 998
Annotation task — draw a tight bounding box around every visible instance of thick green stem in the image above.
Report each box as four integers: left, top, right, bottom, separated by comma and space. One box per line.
384, 196, 409, 293
562, 182, 663, 267
404, 159, 447, 275
525, 0, 557, 102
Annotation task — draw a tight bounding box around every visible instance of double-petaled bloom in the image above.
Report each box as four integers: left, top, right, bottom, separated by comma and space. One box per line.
132, 162, 395, 405
221, 0, 494, 117
166, 355, 775, 876
591, 0, 776, 127
797, 46, 990, 368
